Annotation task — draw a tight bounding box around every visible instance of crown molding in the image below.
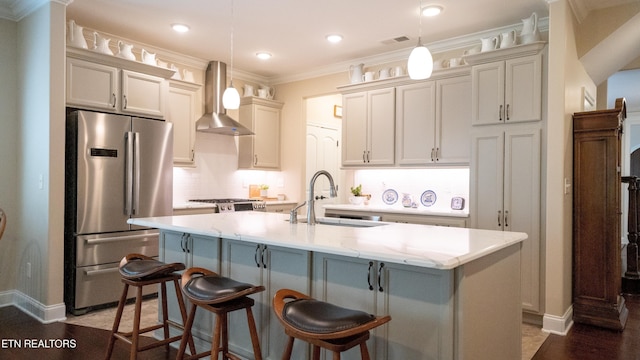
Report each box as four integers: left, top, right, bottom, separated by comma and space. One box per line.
0, 0, 73, 21
270, 17, 549, 85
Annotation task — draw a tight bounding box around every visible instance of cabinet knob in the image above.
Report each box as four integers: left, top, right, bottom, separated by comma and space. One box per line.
123, 94, 128, 109
111, 93, 116, 108
499, 104, 503, 121
497, 210, 502, 227
506, 104, 510, 121
367, 261, 374, 291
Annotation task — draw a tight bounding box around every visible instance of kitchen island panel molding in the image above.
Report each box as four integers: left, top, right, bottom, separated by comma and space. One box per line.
130, 212, 525, 359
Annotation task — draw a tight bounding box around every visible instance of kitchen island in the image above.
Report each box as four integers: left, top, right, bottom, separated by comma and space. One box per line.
129, 211, 526, 360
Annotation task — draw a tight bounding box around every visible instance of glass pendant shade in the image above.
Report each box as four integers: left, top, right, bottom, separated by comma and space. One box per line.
407, 44, 433, 80
222, 86, 240, 109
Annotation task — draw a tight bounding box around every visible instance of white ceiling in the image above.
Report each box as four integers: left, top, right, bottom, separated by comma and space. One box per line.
0, 0, 635, 80
63, 0, 551, 79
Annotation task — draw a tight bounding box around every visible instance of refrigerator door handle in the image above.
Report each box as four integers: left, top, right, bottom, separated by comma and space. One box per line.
133, 132, 141, 215
125, 131, 134, 216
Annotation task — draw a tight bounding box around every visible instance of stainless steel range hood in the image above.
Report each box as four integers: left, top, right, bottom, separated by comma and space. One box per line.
196, 61, 253, 136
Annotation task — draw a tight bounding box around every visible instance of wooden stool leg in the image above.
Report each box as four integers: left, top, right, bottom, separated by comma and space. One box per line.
245, 306, 262, 360
130, 285, 143, 360
176, 304, 197, 359
160, 281, 170, 352
359, 341, 370, 360
173, 279, 196, 355
211, 310, 223, 359
281, 336, 294, 360
312, 345, 321, 360
105, 283, 129, 360
333, 351, 341, 360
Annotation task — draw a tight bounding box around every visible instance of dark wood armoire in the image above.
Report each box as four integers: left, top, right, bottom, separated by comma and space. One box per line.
573, 97, 628, 330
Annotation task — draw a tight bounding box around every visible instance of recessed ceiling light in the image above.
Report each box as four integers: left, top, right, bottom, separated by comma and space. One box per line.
172, 23, 190, 33
422, 5, 443, 17
256, 52, 272, 60
326, 34, 343, 43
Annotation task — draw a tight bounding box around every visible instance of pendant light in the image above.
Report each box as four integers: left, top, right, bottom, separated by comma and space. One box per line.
407, 0, 434, 80
222, 0, 240, 109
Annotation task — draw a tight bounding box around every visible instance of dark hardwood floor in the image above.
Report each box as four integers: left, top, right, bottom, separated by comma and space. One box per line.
0, 306, 177, 360
3, 295, 640, 359
532, 294, 640, 360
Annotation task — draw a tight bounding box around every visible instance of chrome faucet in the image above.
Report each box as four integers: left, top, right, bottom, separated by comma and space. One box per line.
307, 170, 337, 225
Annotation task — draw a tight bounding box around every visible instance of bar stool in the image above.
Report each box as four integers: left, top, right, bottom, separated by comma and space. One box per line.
176, 267, 265, 360
105, 253, 196, 360
273, 289, 391, 360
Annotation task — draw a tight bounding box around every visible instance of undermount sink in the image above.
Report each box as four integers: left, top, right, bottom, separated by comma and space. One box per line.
290, 217, 388, 228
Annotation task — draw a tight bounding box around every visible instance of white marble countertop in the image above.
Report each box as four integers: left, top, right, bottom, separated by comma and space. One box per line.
324, 204, 469, 218
129, 212, 525, 270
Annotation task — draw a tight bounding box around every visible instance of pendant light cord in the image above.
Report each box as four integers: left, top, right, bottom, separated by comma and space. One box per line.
417, 0, 423, 46
229, 0, 234, 84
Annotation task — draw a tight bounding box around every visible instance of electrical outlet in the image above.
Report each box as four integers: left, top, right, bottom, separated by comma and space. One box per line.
26, 262, 31, 278
564, 178, 571, 195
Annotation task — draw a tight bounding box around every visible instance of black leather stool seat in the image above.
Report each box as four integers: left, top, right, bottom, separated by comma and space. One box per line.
119, 258, 185, 280
282, 299, 375, 334
183, 275, 254, 303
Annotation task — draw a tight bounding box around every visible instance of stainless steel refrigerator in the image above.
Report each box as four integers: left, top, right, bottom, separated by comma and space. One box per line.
64, 109, 173, 314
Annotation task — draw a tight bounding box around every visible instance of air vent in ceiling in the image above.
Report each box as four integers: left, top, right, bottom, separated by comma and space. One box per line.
381, 36, 411, 45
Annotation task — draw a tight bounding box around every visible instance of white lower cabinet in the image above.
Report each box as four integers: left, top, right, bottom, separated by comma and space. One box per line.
312, 252, 454, 360
221, 239, 311, 360
159, 231, 220, 347
470, 125, 541, 313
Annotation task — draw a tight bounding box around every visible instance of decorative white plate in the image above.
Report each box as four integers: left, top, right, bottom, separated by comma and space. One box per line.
382, 189, 398, 205
421, 190, 437, 207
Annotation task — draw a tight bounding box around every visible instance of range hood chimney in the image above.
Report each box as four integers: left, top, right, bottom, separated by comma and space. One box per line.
196, 61, 253, 136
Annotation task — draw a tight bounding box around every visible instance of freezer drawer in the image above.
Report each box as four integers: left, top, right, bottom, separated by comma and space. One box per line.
76, 230, 159, 267
74, 262, 158, 311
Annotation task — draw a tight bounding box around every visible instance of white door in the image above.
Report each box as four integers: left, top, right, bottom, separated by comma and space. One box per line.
306, 124, 340, 216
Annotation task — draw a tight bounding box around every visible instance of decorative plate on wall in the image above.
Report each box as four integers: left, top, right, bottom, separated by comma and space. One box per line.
382, 189, 398, 205
421, 190, 437, 207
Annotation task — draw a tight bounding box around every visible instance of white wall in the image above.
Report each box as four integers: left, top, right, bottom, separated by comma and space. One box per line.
0, 18, 18, 294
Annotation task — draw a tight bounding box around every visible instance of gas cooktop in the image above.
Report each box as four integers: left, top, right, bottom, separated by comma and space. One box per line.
188, 198, 266, 212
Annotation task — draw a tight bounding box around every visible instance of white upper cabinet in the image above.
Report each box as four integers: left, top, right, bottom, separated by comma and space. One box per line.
396, 76, 471, 165
471, 54, 542, 125
66, 47, 174, 119
342, 88, 395, 166
67, 58, 119, 111
166, 81, 201, 165
238, 97, 284, 170
120, 70, 165, 118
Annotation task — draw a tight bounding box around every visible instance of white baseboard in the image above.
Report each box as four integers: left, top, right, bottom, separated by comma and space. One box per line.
542, 305, 574, 335
0, 290, 66, 324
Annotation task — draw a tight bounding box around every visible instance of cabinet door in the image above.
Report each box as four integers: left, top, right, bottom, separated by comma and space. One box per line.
159, 232, 188, 328
342, 92, 368, 165
504, 127, 541, 312
505, 55, 542, 123
436, 76, 471, 164
471, 62, 504, 125
254, 104, 281, 168
66, 58, 118, 111
368, 88, 396, 165
470, 129, 504, 230
262, 245, 310, 360
312, 253, 377, 360
375, 262, 454, 360
167, 82, 200, 165
121, 70, 165, 118
396, 82, 435, 165
189, 235, 221, 340
221, 240, 263, 358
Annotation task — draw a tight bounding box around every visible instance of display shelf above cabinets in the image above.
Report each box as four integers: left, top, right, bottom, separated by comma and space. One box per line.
67, 46, 176, 79
238, 96, 284, 170
66, 50, 169, 118
469, 42, 545, 126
